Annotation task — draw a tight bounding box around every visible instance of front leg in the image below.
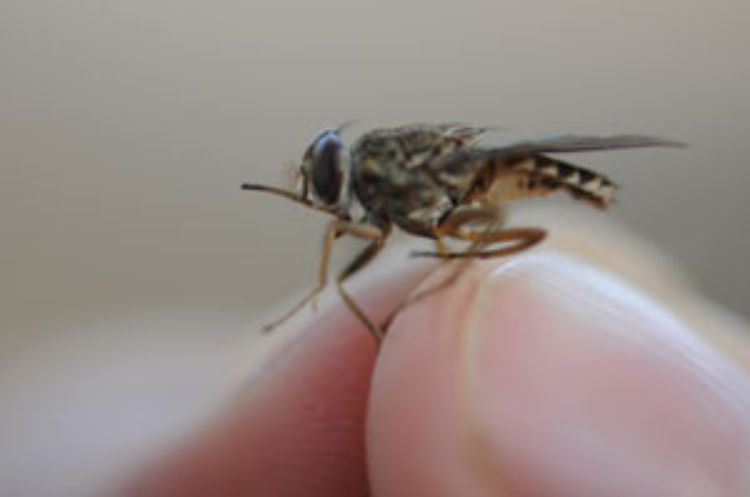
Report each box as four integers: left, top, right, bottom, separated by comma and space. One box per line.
261, 219, 386, 333
241, 183, 345, 218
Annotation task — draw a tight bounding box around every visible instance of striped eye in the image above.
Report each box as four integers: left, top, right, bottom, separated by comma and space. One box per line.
310, 130, 344, 205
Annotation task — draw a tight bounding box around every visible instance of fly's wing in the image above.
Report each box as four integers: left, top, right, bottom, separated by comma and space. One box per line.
494, 134, 686, 155
424, 134, 684, 209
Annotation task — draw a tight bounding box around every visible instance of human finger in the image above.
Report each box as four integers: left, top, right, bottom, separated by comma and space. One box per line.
368, 252, 750, 496
122, 253, 433, 497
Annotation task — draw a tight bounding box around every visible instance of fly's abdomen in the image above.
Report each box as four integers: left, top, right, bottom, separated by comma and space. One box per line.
476, 155, 617, 209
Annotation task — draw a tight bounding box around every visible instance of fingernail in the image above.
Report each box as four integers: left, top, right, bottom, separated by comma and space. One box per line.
462, 253, 750, 496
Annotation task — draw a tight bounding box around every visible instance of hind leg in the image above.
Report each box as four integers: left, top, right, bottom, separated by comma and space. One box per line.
413, 206, 546, 259
381, 207, 545, 330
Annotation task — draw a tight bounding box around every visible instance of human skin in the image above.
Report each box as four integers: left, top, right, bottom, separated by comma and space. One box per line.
123, 222, 750, 497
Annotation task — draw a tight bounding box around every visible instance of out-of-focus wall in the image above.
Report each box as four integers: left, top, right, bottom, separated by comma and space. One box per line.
2, 1, 748, 337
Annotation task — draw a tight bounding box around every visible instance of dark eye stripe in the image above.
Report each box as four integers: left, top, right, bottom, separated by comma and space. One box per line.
312, 138, 342, 205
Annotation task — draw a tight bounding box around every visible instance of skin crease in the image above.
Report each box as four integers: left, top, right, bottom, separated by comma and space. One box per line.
123, 216, 750, 497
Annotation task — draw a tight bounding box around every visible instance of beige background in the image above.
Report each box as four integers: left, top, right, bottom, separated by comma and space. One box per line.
0, 1, 748, 494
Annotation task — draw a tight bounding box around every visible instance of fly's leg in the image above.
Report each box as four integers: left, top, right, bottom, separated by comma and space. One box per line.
412, 206, 546, 259
408, 206, 546, 307
336, 224, 390, 343
261, 219, 386, 333
261, 219, 336, 332
413, 227, 546, 259
419, 207, 505, 295
241, 183, 342, 218
381, 208, 545, 329
433, 237, 450, 256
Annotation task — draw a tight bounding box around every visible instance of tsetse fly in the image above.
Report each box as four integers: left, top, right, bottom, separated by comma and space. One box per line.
242, 123, 682, 342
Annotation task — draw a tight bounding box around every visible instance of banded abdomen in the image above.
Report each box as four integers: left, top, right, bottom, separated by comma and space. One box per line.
469, 155, 617, 209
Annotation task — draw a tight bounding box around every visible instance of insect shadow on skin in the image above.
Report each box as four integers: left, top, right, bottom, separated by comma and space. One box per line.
242, 123, 685, 344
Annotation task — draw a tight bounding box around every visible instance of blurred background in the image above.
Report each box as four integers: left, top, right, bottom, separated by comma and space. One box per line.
1, 1, 748, 495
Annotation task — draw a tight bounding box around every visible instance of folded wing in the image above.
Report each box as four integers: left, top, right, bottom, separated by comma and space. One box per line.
425, 134, 684, 209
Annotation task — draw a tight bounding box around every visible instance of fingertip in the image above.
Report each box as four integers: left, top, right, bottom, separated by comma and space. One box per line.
368, 252, 750, 496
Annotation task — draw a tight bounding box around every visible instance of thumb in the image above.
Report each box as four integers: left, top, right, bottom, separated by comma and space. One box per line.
367, 252, 750, 496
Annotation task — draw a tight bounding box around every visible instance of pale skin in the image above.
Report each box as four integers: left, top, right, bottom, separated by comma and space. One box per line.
122, 215, 750, 497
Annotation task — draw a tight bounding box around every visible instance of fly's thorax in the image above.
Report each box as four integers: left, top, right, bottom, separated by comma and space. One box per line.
299, 128, 353, 215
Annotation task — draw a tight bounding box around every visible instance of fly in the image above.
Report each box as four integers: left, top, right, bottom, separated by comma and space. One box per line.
242, 123, 683, 342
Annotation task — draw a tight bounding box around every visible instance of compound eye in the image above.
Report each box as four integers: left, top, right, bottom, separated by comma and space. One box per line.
311, 131, 343, 205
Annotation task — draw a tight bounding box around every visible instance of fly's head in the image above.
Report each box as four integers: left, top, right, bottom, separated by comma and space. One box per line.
295, 127, 351, 217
